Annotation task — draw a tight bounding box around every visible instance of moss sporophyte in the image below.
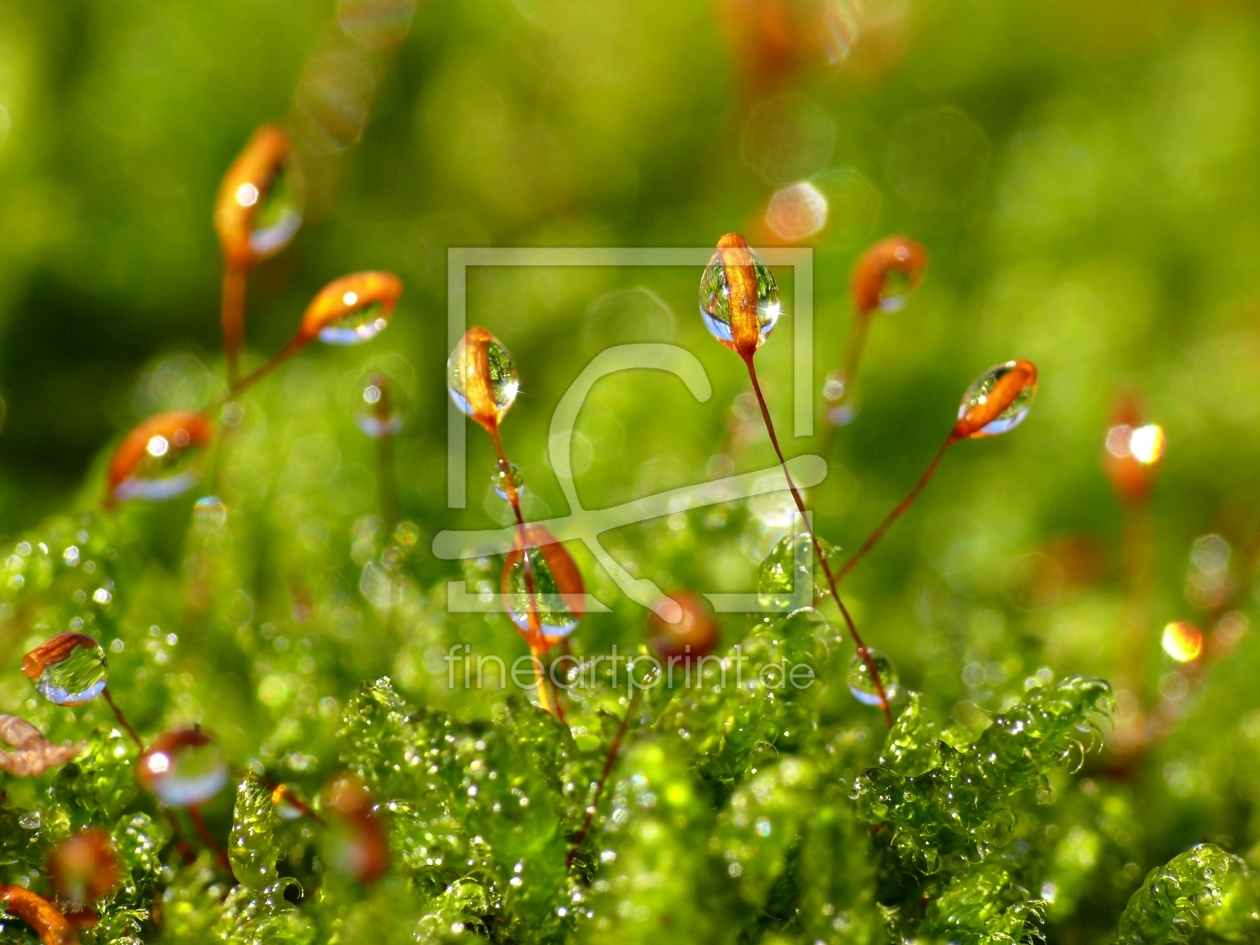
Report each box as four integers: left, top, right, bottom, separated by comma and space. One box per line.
0, 80, 1250, 945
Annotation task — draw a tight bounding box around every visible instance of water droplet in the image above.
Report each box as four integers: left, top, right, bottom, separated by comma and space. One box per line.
355, 371, 404, 437
850, 236, 927, 315
136, 728, 229, 808
301, 272, 403, 345
108, 411, 213, 503
953, 360, 1037, 439
757, 531, 838, 610
699, 234, 780, 357
446, 327, 519, 432
322, 773, 389, 882
214, 125, 303, 268
21, 632, 108, 706
47, 829, 122, 908
646, 591, 720, 659
19, 811, 41, 830
491, 461, 524, 502
501, 525, 584, 643
193, 495, 228, 529
847, 649, 900, 707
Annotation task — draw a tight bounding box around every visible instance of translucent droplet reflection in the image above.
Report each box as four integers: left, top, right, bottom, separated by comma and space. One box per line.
757, 531, 838, 610
137, 729, 229, 808
22, 632, 108, 706
446, 327, 520, 431
300, 273, 403, 345
109, 411, 213, 503
214, 125, 303, 268
492, 460, 524, 502
847, 649, 900, 707
193, 496, 229, 530
954, 360, 1037, 439
501, 526, 584, 642
699, 234, 781, 355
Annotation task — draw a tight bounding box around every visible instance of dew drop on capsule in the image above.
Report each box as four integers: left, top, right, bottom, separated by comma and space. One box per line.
699, 233, 781, 356
492, 461, 524, 502
300, 272, 403, 346
847, 649, 900, 707
136, 728, 229, 808
850, 236, 927, 315
501, 525, 584, 643
22, 632, 108, 707
446, 327, 520, 432
953, 360, 1038, 439
108, 411, 213, 503
214, 125, 303, 269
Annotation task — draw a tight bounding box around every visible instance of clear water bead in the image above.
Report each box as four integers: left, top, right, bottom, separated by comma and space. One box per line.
109, 411, 212, 503
137, 729, 229, 808
502, 527, 584, 642
22, 632, 108, 706
699, 235, 781, 354
757, 531, 839, 610
847, 649, 900, 707
447, 327, 519, 430
955, 360, 1037, 438
492, 461, 524, 502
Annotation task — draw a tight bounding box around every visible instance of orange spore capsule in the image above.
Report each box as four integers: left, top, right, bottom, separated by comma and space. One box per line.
701, 233, 780, 360
298, 271, 403, 345
501, 524, 585, 645
214, 125, 297, 270
646, 591, 721, 659
21, 632, 100, 686
850, 236, 927, 316
106, 410, 213, 504
953, 359, 1038, 440
0, 886, 78, 945
323, 773, 389, 883
47, 829, 122, 909
1103, 395, 1164, 504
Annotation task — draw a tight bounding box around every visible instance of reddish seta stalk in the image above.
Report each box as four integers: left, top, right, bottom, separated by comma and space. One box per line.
743, 353, 894, 727
102, 689, 143, 750
836, 436, 956, 584
567, 688, 640, 867
487, 427, 564, 721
